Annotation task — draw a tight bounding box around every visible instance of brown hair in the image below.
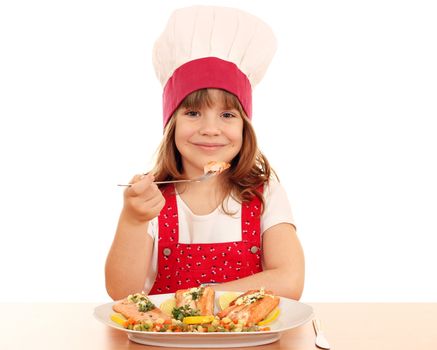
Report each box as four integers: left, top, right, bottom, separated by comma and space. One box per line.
151, 89, 277, 214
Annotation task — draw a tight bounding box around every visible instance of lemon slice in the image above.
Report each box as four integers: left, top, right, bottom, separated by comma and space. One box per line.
218, 292, 240, 310
183, 315, 215, 324
159, 298, 176, 316
111, 313, 127, 327
257, 307, 280, 326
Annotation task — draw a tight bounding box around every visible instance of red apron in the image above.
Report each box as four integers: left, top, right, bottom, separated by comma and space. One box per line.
149, 185, 263, 295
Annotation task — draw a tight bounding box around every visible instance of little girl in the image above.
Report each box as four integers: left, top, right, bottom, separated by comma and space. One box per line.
105, 5, 304, 301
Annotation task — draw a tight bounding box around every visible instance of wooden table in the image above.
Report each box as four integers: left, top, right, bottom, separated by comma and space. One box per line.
1, 303, 436, 349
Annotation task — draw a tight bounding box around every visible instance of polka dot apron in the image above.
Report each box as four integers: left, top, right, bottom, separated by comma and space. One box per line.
149, 185, 263, 295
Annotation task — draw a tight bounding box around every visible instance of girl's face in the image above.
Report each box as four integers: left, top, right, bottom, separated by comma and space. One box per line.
174, 90, 244, 176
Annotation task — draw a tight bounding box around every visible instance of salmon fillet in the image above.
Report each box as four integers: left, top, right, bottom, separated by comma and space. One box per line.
175, 286, 215, 315
113, 294, 170, 323
217, 289, 279, 326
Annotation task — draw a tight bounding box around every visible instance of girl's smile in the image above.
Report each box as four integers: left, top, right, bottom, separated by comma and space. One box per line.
191, 142, 228, 151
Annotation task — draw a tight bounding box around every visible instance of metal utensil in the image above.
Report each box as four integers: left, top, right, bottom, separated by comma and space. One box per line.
117, 171, 217, 187
313, 319, 331, 349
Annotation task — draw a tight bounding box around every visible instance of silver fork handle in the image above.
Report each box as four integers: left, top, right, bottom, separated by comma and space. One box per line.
117, 179, 201, 187
154, 179, 201, 184
313, 319, 321, 333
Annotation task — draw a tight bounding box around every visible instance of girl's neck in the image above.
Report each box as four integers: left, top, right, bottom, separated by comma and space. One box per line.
176, 176, 222, 196
175, 177, 227, 215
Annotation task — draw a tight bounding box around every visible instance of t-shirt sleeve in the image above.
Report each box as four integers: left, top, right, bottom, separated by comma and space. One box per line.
147, 217, 158, 240
261, 180, 295, 234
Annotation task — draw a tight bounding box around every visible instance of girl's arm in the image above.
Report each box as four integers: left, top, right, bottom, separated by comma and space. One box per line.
105, 173, 165, 300
214, 223, 304, 300
105, 213, 153, 301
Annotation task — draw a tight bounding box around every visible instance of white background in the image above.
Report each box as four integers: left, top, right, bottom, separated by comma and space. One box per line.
1, 0, 436, 302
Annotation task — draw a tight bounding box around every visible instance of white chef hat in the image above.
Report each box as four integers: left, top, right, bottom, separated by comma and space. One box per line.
153, 5, 277, 128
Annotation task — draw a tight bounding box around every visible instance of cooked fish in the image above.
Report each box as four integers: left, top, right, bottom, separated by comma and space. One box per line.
175, 286, 215, 315
217, 289, 279, 326
203, 161, 230, 175
113, 293, 170, 323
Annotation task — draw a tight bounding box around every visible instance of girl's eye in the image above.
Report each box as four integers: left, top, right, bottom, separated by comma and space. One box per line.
185, 110, 200, 117
221, 112, 237, 119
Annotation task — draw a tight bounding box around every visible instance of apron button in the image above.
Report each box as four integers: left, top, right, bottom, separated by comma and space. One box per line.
163, 248, 172, 256
250, 246, 259, 254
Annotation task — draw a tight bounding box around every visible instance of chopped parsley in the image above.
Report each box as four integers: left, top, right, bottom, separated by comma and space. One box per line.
235, 288, 273, 306
190, 287, 204, 301
182, 286, 205, 301
172, 305, 200, 321
127, 293, 155, 313
137, 299, 155, 312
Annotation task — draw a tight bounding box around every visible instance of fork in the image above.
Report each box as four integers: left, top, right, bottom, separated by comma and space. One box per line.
313, 319, 331, 349
117, 171, 217, 187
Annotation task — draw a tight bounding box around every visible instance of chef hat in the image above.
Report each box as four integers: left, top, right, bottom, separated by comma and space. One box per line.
153, 5, 277, 128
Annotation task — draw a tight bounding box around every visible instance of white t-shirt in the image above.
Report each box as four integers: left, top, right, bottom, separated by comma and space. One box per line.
144, 180, 295, 292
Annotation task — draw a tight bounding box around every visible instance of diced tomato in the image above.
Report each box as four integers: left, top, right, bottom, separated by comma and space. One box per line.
127, 318, 136, 325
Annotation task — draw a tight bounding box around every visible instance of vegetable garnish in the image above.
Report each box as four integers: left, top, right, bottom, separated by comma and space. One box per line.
111, 314, 271, 332
172, 305, 200, 321
127, 292, 155, 313
182, 286, 205, 301
234, 288, 274, 306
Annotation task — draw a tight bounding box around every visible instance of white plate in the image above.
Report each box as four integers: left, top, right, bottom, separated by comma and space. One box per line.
93, 291, 314, 348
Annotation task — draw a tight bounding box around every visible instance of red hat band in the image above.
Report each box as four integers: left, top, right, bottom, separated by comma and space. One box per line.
162, 57, 252, 128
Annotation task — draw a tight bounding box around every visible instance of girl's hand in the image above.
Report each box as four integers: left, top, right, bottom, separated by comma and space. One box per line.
121, 173, 165, 224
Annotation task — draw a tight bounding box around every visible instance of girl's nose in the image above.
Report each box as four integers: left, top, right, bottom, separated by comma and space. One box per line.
199, 115, 221, 136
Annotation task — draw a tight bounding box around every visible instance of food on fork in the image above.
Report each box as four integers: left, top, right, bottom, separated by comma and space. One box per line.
217, 288, 280, 326
203, 161, 231, 175
113, 292, 171, 326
